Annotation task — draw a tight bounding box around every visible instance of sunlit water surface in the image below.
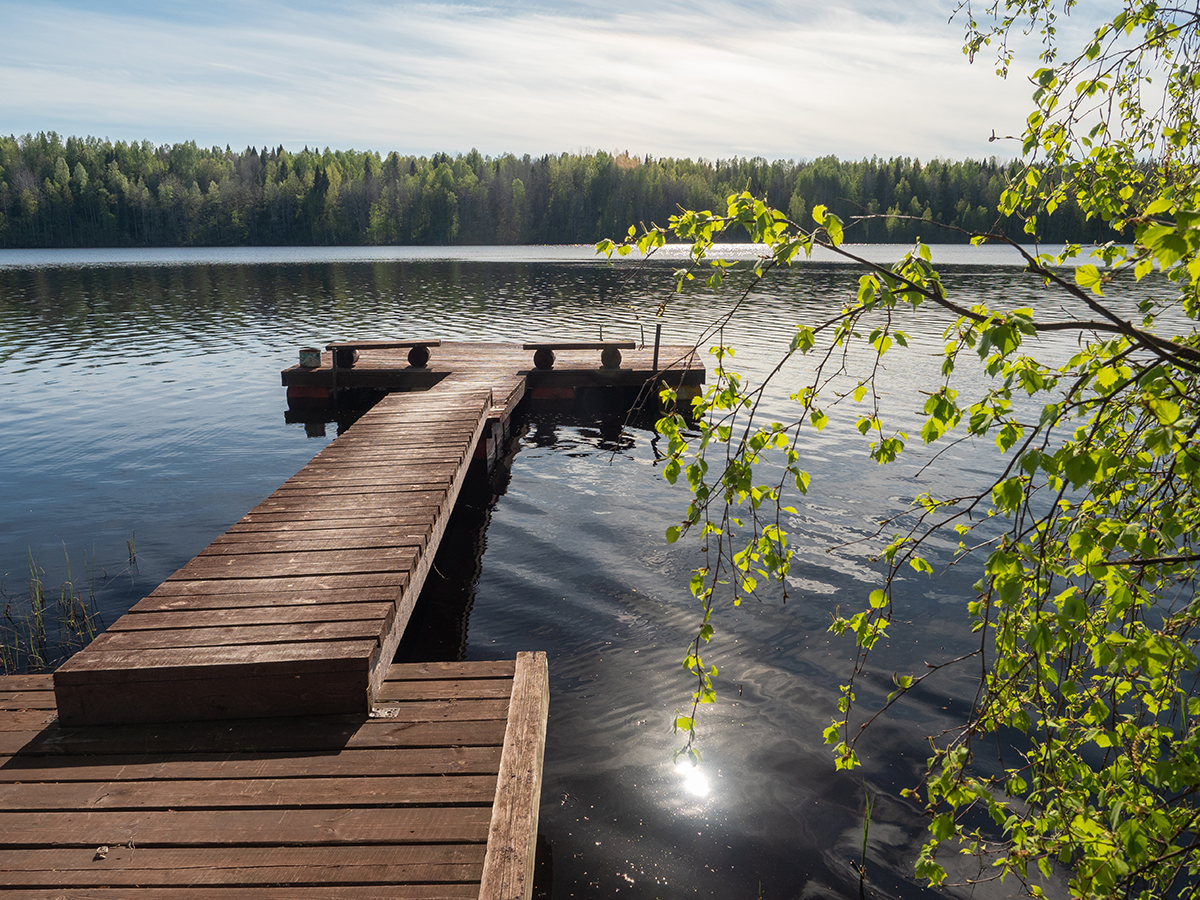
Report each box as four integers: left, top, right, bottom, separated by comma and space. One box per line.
0, 245, 1170, 899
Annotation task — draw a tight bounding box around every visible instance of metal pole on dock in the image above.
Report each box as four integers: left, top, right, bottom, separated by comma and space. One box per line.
652, 324, 662, 373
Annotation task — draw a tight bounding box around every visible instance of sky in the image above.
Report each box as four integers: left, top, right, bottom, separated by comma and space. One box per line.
0, 0, 1049, 162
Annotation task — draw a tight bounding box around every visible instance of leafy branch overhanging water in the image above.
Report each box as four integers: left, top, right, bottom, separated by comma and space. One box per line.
601, 2, 1200, 897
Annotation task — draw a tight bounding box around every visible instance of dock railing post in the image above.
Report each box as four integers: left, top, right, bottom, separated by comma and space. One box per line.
329, 349, 338, 404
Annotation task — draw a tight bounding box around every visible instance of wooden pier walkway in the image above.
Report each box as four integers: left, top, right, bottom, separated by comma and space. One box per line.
13, 339, 702, 898
53, 340, 701, 727
54, 382, 501, 726
1, 653, 548, 899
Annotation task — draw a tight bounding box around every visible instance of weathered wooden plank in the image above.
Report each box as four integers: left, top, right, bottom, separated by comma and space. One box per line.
328, 421, 480, 435
522, 341, 636, 350
384, 661, 517, 681
368, 698, 511, 720
147, 574, 407, 597
57, 640, 377, 677
0, 806, 492, 846
202, 533, 428, 555
0, 746, 504, 781
322, 435, 475, 448
0, 709, 59, 731
167, 548, 419, 580
235, 504, 442, 519
53, 668, 373, 726
110, 602, 397, 631
89, 619, 387, 652
247, 492, 448, 513
353, 402, 483, 414
0, 842, 482, 874
0, 690, 58, 709
308, 447, 467, 461
15, 717, 507, 756
478, 652, 550, 900
5, 888, 480, 899
334, 413, 482, 426
377, 679, 515, 701
0, 674, 54, 692
53, 639, 379, 726
274, 475, 456, 492
127, 591, 399, 615
288, 465, 458, 480
0, 774, 498, 810
0, 862, 482, 889
223, 518, 434, 536
327, 338, 442, 349
0, 731, 39, 755
343, 419, 479, 432
326, 429, 477, 442
295, 464, 463, 480
270, 480, 455, 496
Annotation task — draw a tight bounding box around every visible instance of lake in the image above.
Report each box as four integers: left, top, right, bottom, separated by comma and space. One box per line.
0, 243, 1158, 899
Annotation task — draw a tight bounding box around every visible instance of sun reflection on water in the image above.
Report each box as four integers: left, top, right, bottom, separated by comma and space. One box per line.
675, 759, 710, 797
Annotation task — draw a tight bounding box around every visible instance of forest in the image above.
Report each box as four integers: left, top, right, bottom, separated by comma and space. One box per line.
0, 132, 1117, 248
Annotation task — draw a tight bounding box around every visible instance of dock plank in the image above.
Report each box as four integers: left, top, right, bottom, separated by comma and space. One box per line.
0, 806, 492, 845
109, 602, 398, 631
88, 619, 388, 652
0, 774, 499, 809
479, 652, 551, 900
0, 746, 504, 781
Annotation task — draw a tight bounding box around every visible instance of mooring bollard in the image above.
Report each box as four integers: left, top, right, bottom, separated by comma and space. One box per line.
599, 346, 622, 369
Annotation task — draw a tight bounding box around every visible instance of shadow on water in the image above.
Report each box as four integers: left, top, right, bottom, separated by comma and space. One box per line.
392, 400, 653, 665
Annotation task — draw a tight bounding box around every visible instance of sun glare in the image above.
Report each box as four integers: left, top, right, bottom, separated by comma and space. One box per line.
675, 759, 710, 798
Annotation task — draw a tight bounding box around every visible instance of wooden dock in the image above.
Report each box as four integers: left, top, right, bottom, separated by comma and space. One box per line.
14, 339, 703, 899
1, 654, 548, 899
53, 383, 500, 726
281, 339, 704, 414
53, 340, 701, 727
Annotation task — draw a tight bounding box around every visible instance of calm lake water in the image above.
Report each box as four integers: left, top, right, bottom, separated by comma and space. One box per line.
0, 244, 1164, 899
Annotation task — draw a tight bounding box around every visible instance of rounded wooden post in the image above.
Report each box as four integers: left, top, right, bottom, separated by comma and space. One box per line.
407, 344, 431, 367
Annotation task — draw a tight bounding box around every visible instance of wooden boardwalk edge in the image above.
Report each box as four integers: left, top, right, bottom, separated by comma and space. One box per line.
369, 389, 493, 702
478, 651, 550, 900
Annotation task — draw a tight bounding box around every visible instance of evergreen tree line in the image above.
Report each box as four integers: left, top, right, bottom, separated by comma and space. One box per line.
0, 132, 1117, 248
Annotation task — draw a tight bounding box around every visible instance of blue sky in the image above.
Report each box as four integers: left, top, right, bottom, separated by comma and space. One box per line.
1, 0, 1042, 160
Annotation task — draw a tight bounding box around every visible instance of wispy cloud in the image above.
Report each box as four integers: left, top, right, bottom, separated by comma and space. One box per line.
0, 0, 1032, 159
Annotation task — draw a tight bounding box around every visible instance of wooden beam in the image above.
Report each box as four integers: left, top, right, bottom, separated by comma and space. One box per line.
477, 651, 549, 900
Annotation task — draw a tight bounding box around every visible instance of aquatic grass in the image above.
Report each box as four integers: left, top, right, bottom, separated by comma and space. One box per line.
858, 786, 872, 900
0, 543, 121, 675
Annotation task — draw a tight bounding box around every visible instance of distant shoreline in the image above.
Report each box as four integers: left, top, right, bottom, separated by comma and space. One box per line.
2, 134, 1117, 251
0, 243, 1092, 271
